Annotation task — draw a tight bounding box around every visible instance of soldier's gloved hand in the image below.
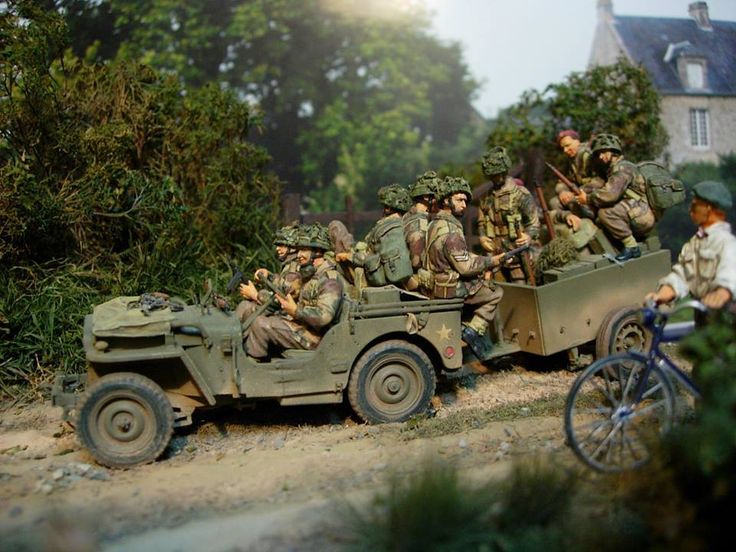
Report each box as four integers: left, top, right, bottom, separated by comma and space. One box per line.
565, 214, 581, 232
559, 190, 575, 206
515, 232, 531, 247
239, 281, 258, 301
254, 268, 271, 280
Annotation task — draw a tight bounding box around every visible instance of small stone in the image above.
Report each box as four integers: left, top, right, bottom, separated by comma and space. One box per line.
76, 463, 92, 475
52, 469, 65, 481
273, 437, 285, 450
89, 469, 110, 481
458, 439, 468, 449
520, 407, 531, 416
40, 482, 54, 495
372, 463, 387, 472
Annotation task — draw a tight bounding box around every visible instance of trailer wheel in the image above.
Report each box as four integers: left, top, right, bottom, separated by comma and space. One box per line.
595, 305, 651, 359
348, 340, 436, 424
76, 372, 174, 469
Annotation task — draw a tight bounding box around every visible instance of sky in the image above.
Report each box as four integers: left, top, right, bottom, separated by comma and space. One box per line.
427, 0, 736, 118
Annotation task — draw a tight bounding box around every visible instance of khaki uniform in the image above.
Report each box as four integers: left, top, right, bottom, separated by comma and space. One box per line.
234, 253, 301, 322
477, 176, 540, 282
426, 212, 503, 324
588, 157, 655, 241
245, 259, 344, 359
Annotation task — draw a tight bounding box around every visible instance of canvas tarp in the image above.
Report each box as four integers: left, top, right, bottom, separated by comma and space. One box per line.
92, 296, 176, 337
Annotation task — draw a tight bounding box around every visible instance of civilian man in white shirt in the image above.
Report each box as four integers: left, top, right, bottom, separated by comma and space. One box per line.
646, 180, 736, 313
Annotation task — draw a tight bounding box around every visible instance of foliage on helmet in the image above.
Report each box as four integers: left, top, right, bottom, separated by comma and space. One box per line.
438, 176, 472, 200
295, 223, 332, 251
409, 170, 440, 198
273, 224, 299, 247
378, 183, 412, 212
481, 146, 512, 176
590, 133, 622, 154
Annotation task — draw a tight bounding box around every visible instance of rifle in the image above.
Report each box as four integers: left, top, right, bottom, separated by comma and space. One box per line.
500, 243, 530, 261
226, 260, 247, 294
533, 179, 556, 241
497, 243, 536, 286
544, 162, 595, 220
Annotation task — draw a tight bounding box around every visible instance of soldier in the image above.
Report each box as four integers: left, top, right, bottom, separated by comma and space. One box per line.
235, 224, 301, 322
645, 181, 736, 314
336, 183, 413, 289
245, 223, 344, 360
403, 170, 440, 292
478, 146, 540, 283
576, 133, 655, 261
426, 176, 505, 360
551, 130, 605, 236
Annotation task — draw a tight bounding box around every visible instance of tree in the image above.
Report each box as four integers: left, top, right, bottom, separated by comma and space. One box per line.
485, 59, 668, 186
56, 0, 481, 210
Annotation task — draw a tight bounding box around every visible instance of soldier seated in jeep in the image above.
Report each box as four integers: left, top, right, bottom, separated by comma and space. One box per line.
235, 223, 302, 322
335, 183, 414, 291
245, 223, 344, 361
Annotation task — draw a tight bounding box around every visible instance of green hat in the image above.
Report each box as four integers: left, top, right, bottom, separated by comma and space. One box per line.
437, 176, 472, 201
590, 133, 622, 155
481, 146, 512, 176
295, 223, 332, 251
693, 180, 732, 210
273, 224, 299, 247
409, 170, 440, 198
378, 183, 412, 213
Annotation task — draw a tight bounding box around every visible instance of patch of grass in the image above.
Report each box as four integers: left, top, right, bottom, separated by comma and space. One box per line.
400, 394, 567, 440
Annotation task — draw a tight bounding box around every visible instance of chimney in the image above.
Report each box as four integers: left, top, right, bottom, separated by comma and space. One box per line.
597, 0, 613, 22
688, 2, 713, 31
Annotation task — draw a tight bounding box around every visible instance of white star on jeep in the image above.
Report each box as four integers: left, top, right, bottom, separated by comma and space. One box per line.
436, 324, 452, 341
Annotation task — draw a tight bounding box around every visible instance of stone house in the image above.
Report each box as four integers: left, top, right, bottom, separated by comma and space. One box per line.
589, 1, 736, 166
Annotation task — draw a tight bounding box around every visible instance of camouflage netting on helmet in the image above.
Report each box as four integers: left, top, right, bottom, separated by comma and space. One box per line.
378, 183, 412, 212
534, 237, 578, 284
274, 223, 299, 247
437, 176, 472, 200
481, 146, 512, 176
590, 133, 622, 154
296, 223, 332, 251
409, 170, 440, 198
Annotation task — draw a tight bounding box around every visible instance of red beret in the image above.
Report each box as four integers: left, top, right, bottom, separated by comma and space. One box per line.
557, 129, 579, 143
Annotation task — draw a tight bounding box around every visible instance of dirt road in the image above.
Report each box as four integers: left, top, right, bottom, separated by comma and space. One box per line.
0, 362, 580, 551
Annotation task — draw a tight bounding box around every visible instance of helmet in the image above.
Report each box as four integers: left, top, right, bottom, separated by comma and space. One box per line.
378, 183, 412, 213
481, 146, 512, 176
273, 224, 298, 247
590, 133, 622, 154
295, 223, 332, 251
409, 170, 440, 198
437, 176, 472, 200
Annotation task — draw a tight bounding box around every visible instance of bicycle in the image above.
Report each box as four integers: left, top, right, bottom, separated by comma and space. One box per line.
564, 300, 706, 472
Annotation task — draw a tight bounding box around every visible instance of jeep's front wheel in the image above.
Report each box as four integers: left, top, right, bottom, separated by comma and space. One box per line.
76, 372, 174, 468
348, 340, 436, 424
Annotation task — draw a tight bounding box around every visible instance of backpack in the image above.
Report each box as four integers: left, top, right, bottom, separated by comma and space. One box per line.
637, 161, 686, 218
363, 218, 413, 286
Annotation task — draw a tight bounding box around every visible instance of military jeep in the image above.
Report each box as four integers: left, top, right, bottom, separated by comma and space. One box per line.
52, 286, 465, 468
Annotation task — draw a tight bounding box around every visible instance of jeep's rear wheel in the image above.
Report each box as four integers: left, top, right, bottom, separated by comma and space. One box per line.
348, 340, 436, 424
76, 372, 174, 469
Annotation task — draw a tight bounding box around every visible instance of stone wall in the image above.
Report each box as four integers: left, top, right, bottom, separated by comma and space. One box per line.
660, 95, 736, 167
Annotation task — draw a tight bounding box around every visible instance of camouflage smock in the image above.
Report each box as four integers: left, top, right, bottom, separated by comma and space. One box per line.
292, 258, 344, 333
477, 176, 540, 253
402, 206, 430, 270
426, 211, 493, 297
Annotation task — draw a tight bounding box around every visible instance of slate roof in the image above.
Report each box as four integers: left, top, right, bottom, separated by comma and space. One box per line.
614, 15, 736, 95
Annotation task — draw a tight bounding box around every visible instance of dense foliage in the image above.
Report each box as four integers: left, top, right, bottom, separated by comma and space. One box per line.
56, 0, 483, 211
485, 59, 668, 185
0, 2, 281, 394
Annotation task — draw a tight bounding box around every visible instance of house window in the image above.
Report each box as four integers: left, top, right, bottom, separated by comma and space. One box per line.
689, 108, 710, 148
686, 62, 705, 89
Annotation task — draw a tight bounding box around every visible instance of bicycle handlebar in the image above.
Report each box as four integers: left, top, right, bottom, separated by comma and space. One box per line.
640, 299, 708, 331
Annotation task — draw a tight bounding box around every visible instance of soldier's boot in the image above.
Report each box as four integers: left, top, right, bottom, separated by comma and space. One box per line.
462, 316, 494, 361
615, 235, 641, 262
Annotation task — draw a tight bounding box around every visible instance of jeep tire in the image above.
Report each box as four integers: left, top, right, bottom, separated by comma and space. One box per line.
76, 372, 174, 469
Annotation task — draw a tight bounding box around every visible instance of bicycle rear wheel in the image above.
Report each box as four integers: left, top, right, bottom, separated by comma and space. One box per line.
564, 354, 675, 472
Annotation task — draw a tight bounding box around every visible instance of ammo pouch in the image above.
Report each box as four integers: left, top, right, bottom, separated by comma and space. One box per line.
432, 272, 460, 299
381, 247, 413, 285
364, 254, 387, 286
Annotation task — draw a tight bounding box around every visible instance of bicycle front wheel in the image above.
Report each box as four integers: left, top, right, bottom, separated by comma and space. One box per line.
564, 354, 675, 472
